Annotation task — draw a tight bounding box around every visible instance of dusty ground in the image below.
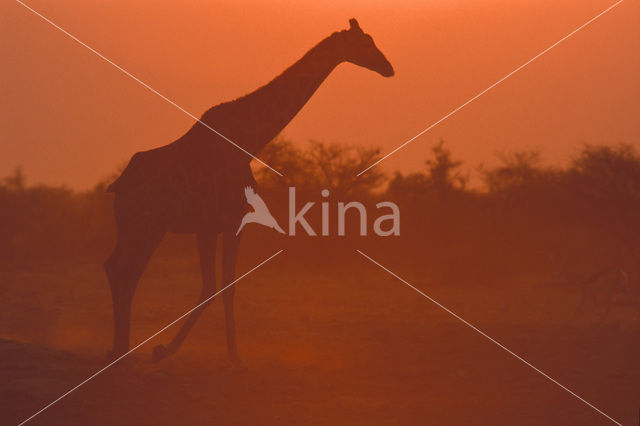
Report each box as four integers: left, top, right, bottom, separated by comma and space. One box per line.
1, 241, 639, 425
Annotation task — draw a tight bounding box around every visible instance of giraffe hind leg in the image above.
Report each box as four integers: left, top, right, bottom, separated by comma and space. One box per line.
105, 227, 164, 361
153, 232, 218, 363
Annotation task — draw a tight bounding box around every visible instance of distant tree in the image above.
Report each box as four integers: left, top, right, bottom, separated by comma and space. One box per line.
253, 137, 310, 191
425, 140, 466, 194
387, 171, 429, 201
254, 137, 386, 198
481, 149, 544, 193
567, 143, 640, 263
569, 143, 640, 200
386, 140, 466, 201
4, 166, 26, 191
305, 140, 385, 198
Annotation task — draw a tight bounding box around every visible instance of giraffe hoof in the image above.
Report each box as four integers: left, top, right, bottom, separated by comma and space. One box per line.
152, 344, 168, 363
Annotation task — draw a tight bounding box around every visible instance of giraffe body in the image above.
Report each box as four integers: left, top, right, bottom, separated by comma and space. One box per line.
104, 19, 394, 366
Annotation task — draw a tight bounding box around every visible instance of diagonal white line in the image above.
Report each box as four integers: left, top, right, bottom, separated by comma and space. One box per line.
18, 249, 284, 426
356, 249, 622, 426
14, 0, 283, 177
357, 0, 625, 176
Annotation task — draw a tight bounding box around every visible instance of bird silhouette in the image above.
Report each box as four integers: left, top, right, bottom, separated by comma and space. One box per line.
236, 186, 286, 235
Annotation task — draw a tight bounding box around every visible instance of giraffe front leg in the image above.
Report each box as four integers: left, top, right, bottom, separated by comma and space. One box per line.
222, 230, 245, 373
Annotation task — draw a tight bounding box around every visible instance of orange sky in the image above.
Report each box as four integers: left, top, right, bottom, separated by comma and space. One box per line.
1, 0, 639, 189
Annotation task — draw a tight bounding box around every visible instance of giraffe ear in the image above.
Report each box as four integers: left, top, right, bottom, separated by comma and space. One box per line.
349, 18, 362, 32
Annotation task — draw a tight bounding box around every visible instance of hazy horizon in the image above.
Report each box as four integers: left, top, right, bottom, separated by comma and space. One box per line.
2, 0, 638, 189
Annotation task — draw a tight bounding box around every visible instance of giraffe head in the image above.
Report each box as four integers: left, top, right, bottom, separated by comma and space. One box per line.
341, 18, 394, 77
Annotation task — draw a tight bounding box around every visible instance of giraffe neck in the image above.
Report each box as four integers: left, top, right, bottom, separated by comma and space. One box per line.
216, 32, 346, 156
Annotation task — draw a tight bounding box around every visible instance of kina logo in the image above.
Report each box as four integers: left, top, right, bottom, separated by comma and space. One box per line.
236, 186, 286, 235
236, 186, 400, 237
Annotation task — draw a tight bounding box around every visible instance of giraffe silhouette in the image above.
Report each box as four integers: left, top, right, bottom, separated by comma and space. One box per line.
104, 18, 394, 369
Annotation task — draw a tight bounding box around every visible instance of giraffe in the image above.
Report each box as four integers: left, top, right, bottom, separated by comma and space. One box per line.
104, 18, 394, 369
